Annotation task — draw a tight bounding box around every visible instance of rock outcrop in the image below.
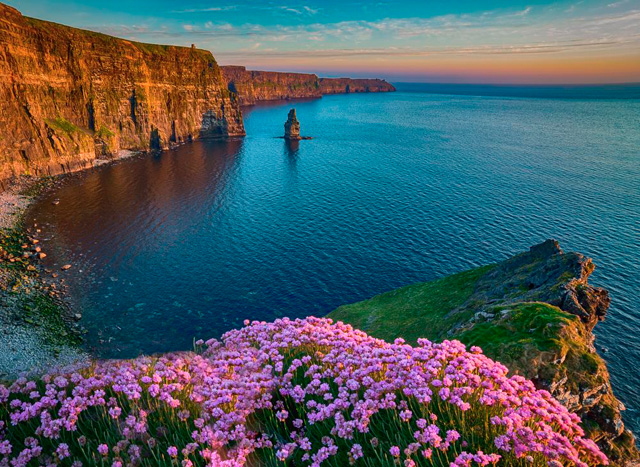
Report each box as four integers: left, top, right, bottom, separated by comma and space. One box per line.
453, 240, 638, 465
284, 109, 301, 140
330, 240, 639, 465
0, 3, 245, 186
221, 66, 395, 105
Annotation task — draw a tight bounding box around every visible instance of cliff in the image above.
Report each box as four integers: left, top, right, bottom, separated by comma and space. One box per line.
221, 65, 395, 105
0, 3, 245, 185
330, 240, 639, 466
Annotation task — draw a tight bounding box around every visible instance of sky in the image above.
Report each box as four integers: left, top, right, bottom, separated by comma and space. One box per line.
7, 0, 640, 84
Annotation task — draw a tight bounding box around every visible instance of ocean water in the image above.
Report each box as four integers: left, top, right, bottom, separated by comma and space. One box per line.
28, 85, 640, 433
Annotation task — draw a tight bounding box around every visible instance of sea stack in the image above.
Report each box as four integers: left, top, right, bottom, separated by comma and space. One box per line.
284, 109, 302, 140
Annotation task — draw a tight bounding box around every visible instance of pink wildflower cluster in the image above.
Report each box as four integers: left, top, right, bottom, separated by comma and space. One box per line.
0, 317, 607, 466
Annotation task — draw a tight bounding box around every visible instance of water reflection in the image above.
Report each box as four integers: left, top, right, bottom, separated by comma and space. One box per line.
29, 139, 244, 356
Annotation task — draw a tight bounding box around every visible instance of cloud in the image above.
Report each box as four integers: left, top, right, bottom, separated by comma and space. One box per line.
173, 6, 238, 13
514, 6, 532, 16
608, 0, 630, 7
173, 4, 319, 15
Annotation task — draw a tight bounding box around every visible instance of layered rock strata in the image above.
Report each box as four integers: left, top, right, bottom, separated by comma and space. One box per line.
0, 3, 245, 186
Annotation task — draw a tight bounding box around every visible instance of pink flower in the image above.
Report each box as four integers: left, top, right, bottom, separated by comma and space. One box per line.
56, 443, 70, 459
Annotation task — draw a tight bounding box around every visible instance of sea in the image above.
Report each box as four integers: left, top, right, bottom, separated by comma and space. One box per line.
28, 83, 640, 433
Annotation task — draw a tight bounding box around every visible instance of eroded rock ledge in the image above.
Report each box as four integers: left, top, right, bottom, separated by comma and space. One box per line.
330, 240, 639, 465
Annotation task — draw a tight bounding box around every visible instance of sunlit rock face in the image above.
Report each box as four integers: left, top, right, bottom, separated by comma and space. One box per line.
0, 3, 245, 185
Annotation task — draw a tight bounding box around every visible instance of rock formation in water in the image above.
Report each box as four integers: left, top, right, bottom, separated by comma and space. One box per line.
221, 66, 395, 105
0, 3, 245, 185
284, 109, 301, 140
330, 240, 639, 466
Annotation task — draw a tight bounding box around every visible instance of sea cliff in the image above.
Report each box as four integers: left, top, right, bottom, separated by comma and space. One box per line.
330, 240, 639, 466
221, 65, 396, 105
0, 3, 245, 186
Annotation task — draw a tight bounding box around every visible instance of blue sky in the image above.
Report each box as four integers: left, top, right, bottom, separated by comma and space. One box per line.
7, 0, 640, 83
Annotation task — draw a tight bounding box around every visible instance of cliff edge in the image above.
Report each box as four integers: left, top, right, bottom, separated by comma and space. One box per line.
330, 240, 639, 465
0, 3, 245, 185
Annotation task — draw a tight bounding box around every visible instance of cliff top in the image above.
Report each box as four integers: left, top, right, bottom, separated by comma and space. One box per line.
0, 2, 217, 62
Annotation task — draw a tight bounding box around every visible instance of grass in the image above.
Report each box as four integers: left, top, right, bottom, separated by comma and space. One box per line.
455, 303, 575, 360
96, 125, 114, 139
45, 117, 80, 135
327, 268, 614, 424
328, 265, 495, 344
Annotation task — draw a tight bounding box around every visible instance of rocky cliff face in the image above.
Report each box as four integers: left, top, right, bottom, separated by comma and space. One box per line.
319, 77, 397, 95
221, 66, 395, 105
0, 3, 244, 186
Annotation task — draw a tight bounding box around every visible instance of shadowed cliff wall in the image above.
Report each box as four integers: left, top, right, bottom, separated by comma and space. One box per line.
0, 3, 245, 185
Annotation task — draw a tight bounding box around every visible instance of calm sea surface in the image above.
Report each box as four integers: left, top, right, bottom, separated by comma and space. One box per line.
28, 85, 640, 433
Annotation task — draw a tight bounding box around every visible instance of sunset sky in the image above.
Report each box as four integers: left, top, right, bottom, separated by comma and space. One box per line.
8, 0, 640, 84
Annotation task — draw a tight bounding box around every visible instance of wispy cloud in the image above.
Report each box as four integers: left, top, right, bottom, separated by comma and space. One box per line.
514, 6, 532, 16
173, 4, 319, 15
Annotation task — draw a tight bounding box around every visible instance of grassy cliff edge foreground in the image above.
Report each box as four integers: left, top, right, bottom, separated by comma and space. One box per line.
329, 240, 638, 465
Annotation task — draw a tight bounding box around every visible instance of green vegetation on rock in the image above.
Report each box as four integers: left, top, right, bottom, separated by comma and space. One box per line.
329, 265, 494, 344
45, 117, 79, 135
456, 303, 575, 359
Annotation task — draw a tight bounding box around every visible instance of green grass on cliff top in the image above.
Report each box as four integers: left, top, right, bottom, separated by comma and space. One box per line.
455, 303, 578, 361
328, 265, 494, 344
328, 267, 580, 359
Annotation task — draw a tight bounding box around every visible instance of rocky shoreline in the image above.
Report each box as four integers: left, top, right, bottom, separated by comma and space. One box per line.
0, 177, 88, 379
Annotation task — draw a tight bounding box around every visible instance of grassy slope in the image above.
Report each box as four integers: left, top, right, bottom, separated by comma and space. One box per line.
329, 265, 494, 344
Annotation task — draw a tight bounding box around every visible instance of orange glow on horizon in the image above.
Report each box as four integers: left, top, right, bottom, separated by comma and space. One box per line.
232, 52, 640, 84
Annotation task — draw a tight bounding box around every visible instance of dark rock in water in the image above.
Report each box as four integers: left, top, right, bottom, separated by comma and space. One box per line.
284, 109, 302, 140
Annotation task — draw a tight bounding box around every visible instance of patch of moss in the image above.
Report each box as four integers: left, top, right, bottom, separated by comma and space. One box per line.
45, 117, 79, 135
455, 303, 575, 359
328, 265, 495, 344
95, 125, 114, 138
